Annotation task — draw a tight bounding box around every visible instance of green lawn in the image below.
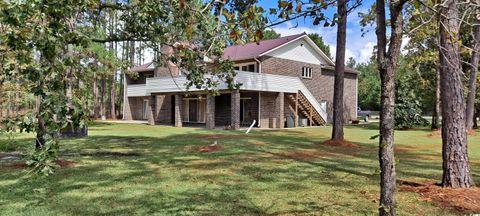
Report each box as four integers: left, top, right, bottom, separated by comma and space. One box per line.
0, 122, 479, 215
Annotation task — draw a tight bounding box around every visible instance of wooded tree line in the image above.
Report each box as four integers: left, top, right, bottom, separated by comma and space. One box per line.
0, 0, 478, 215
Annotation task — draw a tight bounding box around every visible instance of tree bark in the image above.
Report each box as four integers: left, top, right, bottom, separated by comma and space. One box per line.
93, 72, 99, 119
474, 109, 479, 129
439, 0, 474, 188
431, 64, 441, 130
35, 96, 47, 149
109, 11, 117, 120
100, 77, 106, 120
331, 0, 347, 140
376, 0, 406, 215
466, 18, 480, 130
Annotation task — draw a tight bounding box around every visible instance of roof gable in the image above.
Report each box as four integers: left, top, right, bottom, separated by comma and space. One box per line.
222, 33, 305, 61
265, 37, 331, 65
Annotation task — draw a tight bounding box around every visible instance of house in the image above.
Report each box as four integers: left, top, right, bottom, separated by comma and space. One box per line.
123, 33, 358, 129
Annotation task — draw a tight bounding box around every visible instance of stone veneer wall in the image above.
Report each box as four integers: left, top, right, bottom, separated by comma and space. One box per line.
260, 56, 357, 122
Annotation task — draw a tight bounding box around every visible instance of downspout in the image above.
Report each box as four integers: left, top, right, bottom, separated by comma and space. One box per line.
254, 57, 262, 73
254, 57, 262, 127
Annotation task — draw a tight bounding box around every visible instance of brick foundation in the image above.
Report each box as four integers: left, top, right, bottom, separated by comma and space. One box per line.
206, 94, 215, 129
174, 95, 183, 127
231, 91, 240, 130
148, 95, 156, 125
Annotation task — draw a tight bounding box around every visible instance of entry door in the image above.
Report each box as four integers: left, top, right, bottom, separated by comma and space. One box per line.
189, 100, 198, 122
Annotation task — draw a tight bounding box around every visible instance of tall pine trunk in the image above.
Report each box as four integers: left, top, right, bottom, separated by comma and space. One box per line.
331, 0, 347, 140
93, 72, 99, 119
466, 18, 480, 130
100, 77, 106, 120
376, 0, 406, 215
431, 64, 440, 130
439, 0, 474, 188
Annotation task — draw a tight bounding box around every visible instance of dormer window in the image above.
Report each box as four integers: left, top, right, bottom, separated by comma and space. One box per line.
302, 67, 313, 79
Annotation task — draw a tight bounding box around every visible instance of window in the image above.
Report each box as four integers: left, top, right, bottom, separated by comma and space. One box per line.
302, 67, 313, 78
234, 63, 256, 72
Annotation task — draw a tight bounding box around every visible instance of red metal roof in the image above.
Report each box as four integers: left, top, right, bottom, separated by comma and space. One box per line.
222, 33, 306, 61
129, 62, 154, 72
127, 33, 361, 74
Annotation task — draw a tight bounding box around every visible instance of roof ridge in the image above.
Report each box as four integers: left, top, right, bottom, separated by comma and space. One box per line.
226, 32, 305, 48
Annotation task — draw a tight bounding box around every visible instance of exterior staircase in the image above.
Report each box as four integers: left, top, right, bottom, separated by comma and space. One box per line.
287, 91, 326, 126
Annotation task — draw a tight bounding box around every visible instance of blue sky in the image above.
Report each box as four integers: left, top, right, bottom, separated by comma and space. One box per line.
257, 0, 377, 63
141, 0, 379, 64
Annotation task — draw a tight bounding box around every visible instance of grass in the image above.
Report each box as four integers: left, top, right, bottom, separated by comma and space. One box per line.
0, 122, 479, 215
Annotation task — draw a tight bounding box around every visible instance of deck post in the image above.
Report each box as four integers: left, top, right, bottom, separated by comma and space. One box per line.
276, 92, 284, 128
294, 92, 299, 127
147, 95, 156, 125
310, 106, 313, 127
206, 94, 215, 129
174, 95, 183, 127
231, 90, 240, 130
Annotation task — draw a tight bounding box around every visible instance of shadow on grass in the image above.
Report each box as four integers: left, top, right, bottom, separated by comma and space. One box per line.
0, 126, 477, 215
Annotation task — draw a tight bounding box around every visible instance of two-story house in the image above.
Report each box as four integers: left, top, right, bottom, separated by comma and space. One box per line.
123, 33, 358, 129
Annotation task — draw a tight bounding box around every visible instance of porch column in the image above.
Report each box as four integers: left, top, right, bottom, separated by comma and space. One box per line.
206, 94, 215, 129
147, 95, 156, 125
231, 90, 240, 130
276, 92, 284, 128
174, 95, 183, 127
294, 92, 299, 127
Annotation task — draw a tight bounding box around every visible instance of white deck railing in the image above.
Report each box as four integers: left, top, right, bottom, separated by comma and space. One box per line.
128, 71, 328, 122
126, 84, 148, 97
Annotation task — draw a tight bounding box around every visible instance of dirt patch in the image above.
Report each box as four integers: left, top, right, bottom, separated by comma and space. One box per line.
194, 144, 224, 153
321, 139, 360, 148
278, 149, 355, 161
1, 159, 75, 170
428, 130, 476, 137
55, 159, 75, 167
426, 130, 442, 137
400, 180, 480, 213
62, 151, 142, 157
281, 150, 320, 160
193, 134, 243, 140
468, 130, 477, 136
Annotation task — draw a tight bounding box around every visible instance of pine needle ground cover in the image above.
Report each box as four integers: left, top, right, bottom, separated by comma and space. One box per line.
1, 122, 479, 215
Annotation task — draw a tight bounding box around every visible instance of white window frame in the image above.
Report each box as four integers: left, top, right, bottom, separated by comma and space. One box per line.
302, 67, 313, 79
234, 62, 257, 73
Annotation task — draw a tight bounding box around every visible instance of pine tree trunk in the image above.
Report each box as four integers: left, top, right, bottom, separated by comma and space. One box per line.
439, 0, 474, 188
110, 76, 116, 119
101, 77, 106, 120
331, 0, 347, 140
474, 110, 479, 129
431, 64, 441, 130
376, 0, 406, 214
93, 73, 99, 119
466, 18, 480, 131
